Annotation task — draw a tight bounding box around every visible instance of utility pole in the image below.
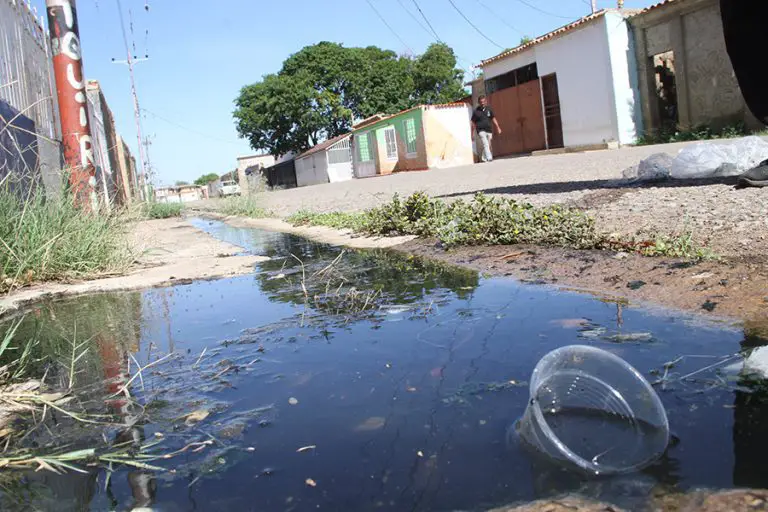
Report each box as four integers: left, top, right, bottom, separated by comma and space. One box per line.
113, 0, 151, 201
591, 0, 597, 14
46, 0, 97, 209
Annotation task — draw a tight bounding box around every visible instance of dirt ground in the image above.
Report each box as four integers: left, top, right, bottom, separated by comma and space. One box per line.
490, 489, 768, 512
0, 217, 268, 320
396, 238, 768, 324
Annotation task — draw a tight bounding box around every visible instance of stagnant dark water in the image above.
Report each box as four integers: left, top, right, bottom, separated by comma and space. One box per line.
1, 219, 767, 511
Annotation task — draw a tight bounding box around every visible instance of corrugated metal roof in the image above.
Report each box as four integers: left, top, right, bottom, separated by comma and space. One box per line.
296, 132, 351, 160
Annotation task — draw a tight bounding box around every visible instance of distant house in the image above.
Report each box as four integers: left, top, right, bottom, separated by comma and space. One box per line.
477, 9, 640, 155
351, 103, 474, 178
236, 154, 275, 194
258, 158, 298, 189
295, 133, 354, 187
155, 185, 204, 203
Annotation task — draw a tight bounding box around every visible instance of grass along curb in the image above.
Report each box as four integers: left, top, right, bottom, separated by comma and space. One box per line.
286, 192, 716, 260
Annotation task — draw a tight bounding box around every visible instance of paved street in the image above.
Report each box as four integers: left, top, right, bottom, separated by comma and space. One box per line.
259, 142, 697, 215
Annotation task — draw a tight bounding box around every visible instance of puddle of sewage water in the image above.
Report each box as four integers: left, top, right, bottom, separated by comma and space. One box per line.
0, 218, 767, 511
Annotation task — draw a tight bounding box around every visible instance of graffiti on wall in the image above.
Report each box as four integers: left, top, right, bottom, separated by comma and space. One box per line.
47, 0, 97, 206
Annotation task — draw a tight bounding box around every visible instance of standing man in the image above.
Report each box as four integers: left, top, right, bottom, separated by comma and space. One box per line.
471, 95, 502, 163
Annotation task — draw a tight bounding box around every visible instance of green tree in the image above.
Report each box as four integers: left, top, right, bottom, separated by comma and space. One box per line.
411, 43, 466, 105
520, 36, 533, 45
233, 42, 466, 157
175, 180, 190, 186
194, 173, 220, 186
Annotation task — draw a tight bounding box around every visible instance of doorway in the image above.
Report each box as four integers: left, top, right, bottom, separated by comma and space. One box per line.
652, 51, 678, 129
541, 74, 564, 149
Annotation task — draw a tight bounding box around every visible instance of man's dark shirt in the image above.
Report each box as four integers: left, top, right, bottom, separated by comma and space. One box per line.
472, 106, 494, 133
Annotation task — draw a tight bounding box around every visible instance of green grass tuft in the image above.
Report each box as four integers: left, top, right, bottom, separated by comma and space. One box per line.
0, 187, 133, 292
286, 210, 364, 231
143, 202, 183, 219
219, 196, 270, 218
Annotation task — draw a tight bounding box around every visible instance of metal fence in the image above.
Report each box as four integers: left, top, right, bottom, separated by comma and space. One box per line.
0, 0, 62, 196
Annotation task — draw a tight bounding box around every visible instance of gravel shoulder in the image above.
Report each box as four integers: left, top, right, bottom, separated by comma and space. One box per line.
0, 217, 268, 320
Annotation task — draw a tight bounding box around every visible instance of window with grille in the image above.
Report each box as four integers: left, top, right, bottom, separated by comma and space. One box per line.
384, 127, 398, 161
328, 138, 352, 165
404, 118, 418, 156
357, 133, 372, 162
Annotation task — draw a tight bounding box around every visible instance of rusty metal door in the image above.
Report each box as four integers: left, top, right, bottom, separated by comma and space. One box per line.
541, 74, 564, 149
488, 86, 522, 157
518, 80, 547, 152
488, 80, 546, 157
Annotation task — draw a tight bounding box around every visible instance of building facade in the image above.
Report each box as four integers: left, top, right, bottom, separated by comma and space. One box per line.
629, 0, 760, 135
352, 103, 474, 178
479, 9, 640, 154
295, 133, 354, 187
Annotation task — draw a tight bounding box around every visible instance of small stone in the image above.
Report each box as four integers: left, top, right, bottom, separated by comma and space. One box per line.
614, 252, 629, 260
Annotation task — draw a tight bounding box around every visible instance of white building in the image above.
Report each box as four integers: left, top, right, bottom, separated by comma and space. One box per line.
295, 133, 354, 187
478, 9, 640, 154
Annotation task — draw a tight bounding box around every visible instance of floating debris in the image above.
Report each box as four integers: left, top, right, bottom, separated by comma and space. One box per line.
296, 445, 316, 453
305, 478, 317, 487
184, 409, 210, 426
288, 397, 299, 406
355, 417, 386, 432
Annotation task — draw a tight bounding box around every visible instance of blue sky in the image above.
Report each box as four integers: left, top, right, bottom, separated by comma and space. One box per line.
33, 0, 656, 185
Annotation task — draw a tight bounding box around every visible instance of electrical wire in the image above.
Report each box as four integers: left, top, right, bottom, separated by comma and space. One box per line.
396, 0, 433, 38
410, 0, 443, 42
141, 108, 244, 146
472, 0, 523, 35
513, 0, 573, 20
365, 0, 414, 54
446, 0, 505, 50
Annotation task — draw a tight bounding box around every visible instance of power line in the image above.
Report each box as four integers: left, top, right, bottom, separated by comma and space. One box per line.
365, 0, 414, 54
447, 0, 505, 50
141, 108, 243, 146
513, 0, 573, 20
472, 0, 523, 35
410, 0, 443, 42
396, 0, 433, 37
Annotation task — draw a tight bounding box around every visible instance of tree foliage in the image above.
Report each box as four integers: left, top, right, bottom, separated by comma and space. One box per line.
233, 42, 466, 157
194, 173, 219, 186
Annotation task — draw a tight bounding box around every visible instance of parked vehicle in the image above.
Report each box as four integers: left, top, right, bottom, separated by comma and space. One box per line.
218, 180, 241, 197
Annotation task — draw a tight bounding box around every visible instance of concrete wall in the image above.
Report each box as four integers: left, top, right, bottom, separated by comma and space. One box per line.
236, 154, 275, 194
482, 12, 638, 147
86, 84, 116, 208
115, 134, 138, 203
630, 0, 759, 133
0, 0, 62, 195
295, 152, 329, 187
423, 105, 474, 169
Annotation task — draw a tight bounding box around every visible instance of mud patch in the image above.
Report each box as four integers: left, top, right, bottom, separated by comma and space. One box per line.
393, 238, 768, 322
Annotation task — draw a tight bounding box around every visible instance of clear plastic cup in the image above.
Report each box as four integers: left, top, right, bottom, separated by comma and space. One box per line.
516, 345, 669, 475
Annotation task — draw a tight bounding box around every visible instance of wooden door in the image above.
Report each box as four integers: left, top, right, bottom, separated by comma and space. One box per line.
488, 86, 523, 157
541, 74, 564, 149
488, 80, 547, 157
